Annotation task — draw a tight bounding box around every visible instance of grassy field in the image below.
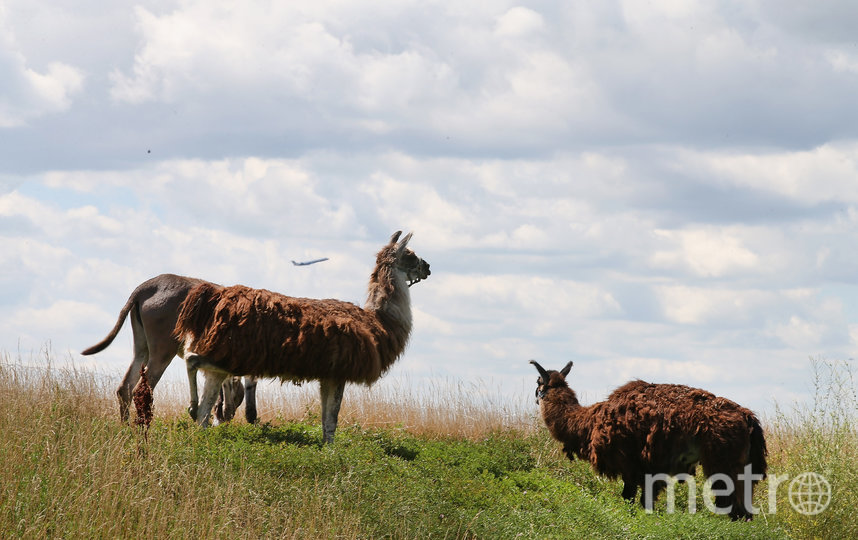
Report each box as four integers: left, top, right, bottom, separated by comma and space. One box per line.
0, 353, 854, 539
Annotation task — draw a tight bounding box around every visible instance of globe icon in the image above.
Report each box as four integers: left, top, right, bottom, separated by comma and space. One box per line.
788, 472, 831, 515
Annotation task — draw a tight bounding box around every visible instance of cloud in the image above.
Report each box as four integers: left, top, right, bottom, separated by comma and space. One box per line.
110, 2, 460, 118
684, 143, 858, 205
104, 1, 623, 152
3, 0, 857, 174
427, 274, 622, 337
651, 227, 760, 278
15, 300, 109, 336
655, 286, 772, 326
4, 2, 858, 418
495, 7, 545, 37
611, 356, 720, 385
756, 0, 858, 44
769, 316, 828, 350
0, 9, 84, 127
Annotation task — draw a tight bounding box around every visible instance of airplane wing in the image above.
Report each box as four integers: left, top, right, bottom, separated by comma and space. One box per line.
291, 257, 329, 266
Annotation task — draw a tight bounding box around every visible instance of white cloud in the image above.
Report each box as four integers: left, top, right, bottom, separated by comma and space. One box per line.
495, 7, 545, 37
360, 173, 473, 248
827, 49, 858, 74
848, 324, 858, 350
685, 143, 858, 205
15, 300, 108, 335
429, 274, 622, 333
651, 227, 760, 277
110, 2, 459, 116
655, 286, 774, 326
611, 356, 720, 385
768, 316, 827, 350
103, 1, 629, 146
0, 9, 84, 127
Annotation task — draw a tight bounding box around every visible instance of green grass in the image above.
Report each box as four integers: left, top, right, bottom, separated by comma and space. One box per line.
1, 354, 854, 539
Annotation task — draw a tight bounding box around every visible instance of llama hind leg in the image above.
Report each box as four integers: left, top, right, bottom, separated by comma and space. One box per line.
729, 472, 755, 521
244, 377, 258, 424
703, 456, 754, 519
320, 379, 345, 444
641, 476, 666, 511
215, 377, 245, 423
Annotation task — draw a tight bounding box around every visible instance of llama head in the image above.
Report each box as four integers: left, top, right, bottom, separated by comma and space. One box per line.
530, 360, 573, 402
383, 230, 431, 287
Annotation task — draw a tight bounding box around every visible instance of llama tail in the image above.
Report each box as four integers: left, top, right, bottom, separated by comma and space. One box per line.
748, 413, 768, 479
81, 292, 137, 355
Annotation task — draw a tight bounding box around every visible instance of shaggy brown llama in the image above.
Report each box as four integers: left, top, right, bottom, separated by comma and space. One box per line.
174, 231, 430, 443
530, 360, 767, 520
81, 274, 258, 424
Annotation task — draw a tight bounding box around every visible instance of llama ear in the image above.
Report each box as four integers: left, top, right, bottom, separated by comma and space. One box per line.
395, 232, 413, 255
529, 359, 548, 379
560, 361, 573, 377
389, 231, 403, 245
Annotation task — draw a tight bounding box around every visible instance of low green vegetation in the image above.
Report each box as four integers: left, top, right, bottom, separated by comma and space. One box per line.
0, 354, 854, 539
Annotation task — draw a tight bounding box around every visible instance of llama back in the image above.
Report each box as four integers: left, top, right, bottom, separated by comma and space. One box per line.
589, 380, 765, 476
175, 283, 407, 383
593, 381, 702, 471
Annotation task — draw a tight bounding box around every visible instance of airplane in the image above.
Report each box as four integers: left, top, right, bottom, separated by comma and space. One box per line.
291, 257, 329, 266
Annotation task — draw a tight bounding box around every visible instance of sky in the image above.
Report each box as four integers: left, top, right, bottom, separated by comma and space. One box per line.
3, 0, 858, 418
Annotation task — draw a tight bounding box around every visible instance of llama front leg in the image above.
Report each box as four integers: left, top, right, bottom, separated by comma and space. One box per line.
621, 473, 639, 503
320, 379, 345, 444
196, 369, 229, 427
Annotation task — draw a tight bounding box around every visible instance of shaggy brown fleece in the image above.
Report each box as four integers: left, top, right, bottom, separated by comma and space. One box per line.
556, 380, 767, 479
174, 283, 409, 384
533, 362, 767, 519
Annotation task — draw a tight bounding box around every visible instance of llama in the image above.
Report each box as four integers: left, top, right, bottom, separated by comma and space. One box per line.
174, 231, 430, 443
530, 360, 767, 520
81, 274, 258, 424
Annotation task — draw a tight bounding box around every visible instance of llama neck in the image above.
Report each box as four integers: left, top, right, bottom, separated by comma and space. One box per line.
364, 264, 412, 338
541, 387, 591, 458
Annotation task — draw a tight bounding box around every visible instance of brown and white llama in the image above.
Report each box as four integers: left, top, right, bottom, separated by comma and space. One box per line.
81, 274, 257, 424
173, 231, 430, 443
530, 360, 767, 520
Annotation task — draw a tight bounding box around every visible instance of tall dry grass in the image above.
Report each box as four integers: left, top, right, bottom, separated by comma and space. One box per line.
766, 357, 858, 538
0, 353, 363, 538
265, 376, 536, 439
0, 352, 537, 538
2, 350, 855, 539
152, 371, 537, 439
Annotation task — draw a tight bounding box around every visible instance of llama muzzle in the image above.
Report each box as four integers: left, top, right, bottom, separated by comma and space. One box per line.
407, 258, 431, 287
